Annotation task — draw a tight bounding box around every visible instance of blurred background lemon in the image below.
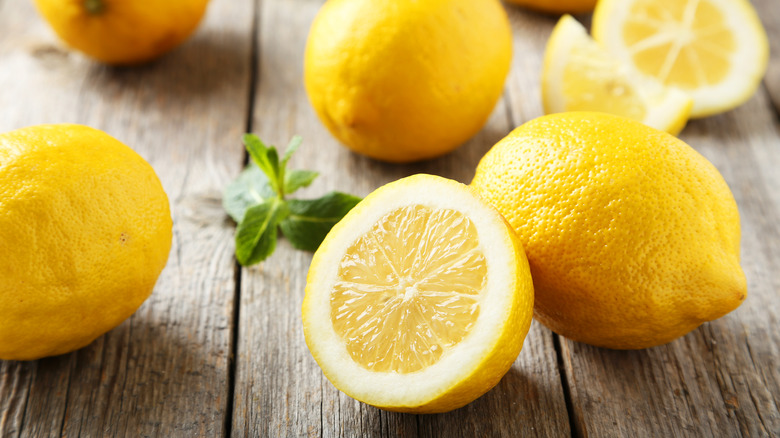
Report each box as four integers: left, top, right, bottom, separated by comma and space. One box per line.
33, 0, 211, 65
304, 0, 512, 163
592, 0, 768, 117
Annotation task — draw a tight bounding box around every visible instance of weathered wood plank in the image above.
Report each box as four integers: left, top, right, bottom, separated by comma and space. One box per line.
1, 0, 776, 436
501, 3, 780, 436
413, 101, 571, 436
230, 1, 325, 435
232, 0, 570, 436
0, 361, 34, 438
0, 0, 253, 436
558, 56, 780, 438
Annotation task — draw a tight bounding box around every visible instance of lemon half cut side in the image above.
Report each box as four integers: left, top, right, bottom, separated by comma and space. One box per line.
302, 174, 534, 413
592, 0, 769, 117
542, 15, 692, 135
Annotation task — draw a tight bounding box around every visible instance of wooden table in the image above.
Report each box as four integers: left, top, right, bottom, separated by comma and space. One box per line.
1, 0, 778, 436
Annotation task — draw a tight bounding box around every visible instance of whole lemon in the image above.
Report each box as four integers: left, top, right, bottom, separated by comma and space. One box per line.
504, 0, 597, 14
304, 0, 512, 163
33, 0, 210, 65
471, 112, 746, 349
0, 125, 172, 360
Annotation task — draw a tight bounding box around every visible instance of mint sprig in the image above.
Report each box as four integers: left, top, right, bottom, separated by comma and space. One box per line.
223, 135, 362, 266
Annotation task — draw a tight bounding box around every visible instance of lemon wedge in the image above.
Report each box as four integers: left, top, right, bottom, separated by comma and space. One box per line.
542, 15, 692, 135
302, 174, 534, 413
592, 0, 769, 117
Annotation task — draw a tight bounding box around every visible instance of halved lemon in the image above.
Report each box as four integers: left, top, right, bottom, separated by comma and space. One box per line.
542, 15, 692, 135
302, 174, 534, 413
592, 0, 769, 117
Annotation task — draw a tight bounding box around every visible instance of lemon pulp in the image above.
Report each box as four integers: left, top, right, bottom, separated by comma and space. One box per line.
624, 0, 735, 89
562, 32, 647, 121
331, 205, 486, 373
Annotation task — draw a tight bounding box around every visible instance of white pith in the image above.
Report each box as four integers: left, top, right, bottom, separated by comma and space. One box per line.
303, 175, 517, 408
594, 0, 768, 117
543, 15, 691, 133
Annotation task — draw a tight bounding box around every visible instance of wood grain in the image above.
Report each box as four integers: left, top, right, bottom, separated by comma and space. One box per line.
502, 3, 780, 437
1, 0, 779, 436
558, 48, 780, 438
231, 0, 570, 436
0, 0, 252, 436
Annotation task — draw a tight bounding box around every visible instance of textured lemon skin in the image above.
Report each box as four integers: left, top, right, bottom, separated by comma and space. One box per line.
471, 112, 746, 350
33, 0, 210, 65
303, 175, 534, 413
505, 0, 597, 14
0, 125, 172, 360
304, 0, 512, 163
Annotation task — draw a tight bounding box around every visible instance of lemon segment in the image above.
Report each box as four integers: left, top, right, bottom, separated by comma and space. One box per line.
592, 0, 769, 117
333, 205, 486, 373
303, 175, 534, 413
542, 15, 692, 135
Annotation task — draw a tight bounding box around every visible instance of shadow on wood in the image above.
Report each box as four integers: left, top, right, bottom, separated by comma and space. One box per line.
414, 366, 569, 437
73, 29, 251, 108
0, 309, 224, 437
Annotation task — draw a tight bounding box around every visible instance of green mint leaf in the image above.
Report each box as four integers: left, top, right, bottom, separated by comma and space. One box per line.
235, 198, 289, 266
281, 135, 303, 168
284, 169, 319, 195
222, 162, 275, 222
243, 134, 272, 173
243, 134, 281, 195
226, 134, 362, 264
280, 192, 362, 251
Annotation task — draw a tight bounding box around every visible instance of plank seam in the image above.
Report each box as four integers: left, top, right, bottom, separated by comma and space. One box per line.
15, 364, 33, 438
225, 262, 242, 438
227, 0, 261, 435
245, 0, 261, 139
57, 356, 77, 437
553, 335, 581, 438
116, 319, 134, 435
762, 81, 780, 126
502, 88, 514, 130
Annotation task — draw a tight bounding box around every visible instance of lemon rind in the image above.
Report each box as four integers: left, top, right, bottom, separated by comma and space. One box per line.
542, 15, 692, 135
302, 174, 532, 411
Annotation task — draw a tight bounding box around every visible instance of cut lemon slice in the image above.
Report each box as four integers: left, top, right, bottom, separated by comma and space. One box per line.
542, 15, 692, 135
302, 174, 534, 413
592, 0, 769, 117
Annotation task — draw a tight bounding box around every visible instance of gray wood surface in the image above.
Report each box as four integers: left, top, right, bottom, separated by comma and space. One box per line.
0, 0, 252, 435
1, 0, 778, 437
